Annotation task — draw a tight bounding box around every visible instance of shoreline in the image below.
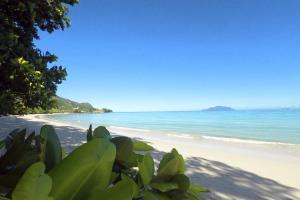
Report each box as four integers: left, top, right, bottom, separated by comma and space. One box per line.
42, 112, 300, 147
1, 114, 300, 199
42, 113, 300, 151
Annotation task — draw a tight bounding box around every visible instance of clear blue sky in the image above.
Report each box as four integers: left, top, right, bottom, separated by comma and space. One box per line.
36, 0, 300, 111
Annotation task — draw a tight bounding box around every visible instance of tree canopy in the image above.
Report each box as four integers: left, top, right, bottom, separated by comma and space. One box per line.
0, 0, 78, 115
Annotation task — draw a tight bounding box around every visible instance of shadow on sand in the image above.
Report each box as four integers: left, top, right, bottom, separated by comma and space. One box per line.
151, 150, 299, 200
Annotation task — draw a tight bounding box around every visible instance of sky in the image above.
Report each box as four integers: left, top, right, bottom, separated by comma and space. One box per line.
36, 0, 300, 112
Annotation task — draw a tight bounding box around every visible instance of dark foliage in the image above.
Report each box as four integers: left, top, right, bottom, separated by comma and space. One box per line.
0, 0, 78, 115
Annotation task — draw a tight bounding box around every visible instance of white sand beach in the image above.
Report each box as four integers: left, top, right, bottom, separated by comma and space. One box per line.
0, 114, 300, 200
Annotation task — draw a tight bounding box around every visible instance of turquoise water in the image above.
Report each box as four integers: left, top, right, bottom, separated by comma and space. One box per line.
46, 110, 300, 145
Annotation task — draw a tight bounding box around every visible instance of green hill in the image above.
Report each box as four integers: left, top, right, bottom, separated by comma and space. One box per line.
27, 96, 112, 114
51, 96, 112, 113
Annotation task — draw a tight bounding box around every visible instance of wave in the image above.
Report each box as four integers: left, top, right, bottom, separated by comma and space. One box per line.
166, 133, 194, 139
108, 125, 300, 146
201, 135, 300, 146
108, 126, 151, 132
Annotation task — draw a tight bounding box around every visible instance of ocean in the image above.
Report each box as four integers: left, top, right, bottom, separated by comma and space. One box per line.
46, 110, 300, 145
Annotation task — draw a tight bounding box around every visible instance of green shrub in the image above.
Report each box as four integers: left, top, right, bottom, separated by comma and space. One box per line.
0, 125, 208, 200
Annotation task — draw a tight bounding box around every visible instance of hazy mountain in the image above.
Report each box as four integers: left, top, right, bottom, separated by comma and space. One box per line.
203, 106, 234, 111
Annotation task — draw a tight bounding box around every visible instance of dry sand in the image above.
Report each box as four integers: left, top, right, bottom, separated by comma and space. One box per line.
0, 114, 300, 200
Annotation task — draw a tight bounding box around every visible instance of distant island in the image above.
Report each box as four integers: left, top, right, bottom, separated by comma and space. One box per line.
203, 106, 235, 111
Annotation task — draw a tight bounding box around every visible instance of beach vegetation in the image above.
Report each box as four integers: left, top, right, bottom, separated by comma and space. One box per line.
0, 0, 78, 115
0, 125, 208, 199
0, 1, 113, 116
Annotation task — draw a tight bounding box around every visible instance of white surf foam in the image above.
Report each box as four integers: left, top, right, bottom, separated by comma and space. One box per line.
201, 135, 299, 146
108, 126, 150, 132
166, 133, 194, 139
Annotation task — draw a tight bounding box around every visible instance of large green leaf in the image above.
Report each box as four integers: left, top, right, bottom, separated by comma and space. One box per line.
122, 152, 143, 168
122, 174, 140, 198
0, 130, 40, 192
93, 126, 111, 139
49, 138, 116, 200
61, 147, 67, 159
176, 153, 185, 174
15, 148, 41, 173
40, 125, 62, 172
171, 174, 190, 192
4, 129, 23, 150
188, 183, 209, 197
155, 149, 185, 181
150, 182, 178, 192
0, 129, 26, 169
157, 150, 175, 172
133, 140, 154, 151
138, 153, 154, 185
143, 191, 171, 200
111, 136, 133, 163
168, 190, 197, 200
184, 193, 199, 200
12, 162, 53, 200
88, 175, 135, 200
169, 149, 184, 174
